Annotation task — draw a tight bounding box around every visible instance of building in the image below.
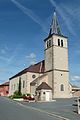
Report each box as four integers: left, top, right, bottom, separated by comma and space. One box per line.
9, 11, 70, 100
9, 61, 44, 96
0, 81, 9, 96
44, 11, 70, 98
36, 82, 52, 101
69, 84, 80, 97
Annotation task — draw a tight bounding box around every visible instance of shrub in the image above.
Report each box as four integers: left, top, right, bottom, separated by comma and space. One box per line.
9, 90, 23, 99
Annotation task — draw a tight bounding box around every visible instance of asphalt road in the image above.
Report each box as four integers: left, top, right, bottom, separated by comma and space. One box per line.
20, 98, 80, 120
0, 97, 63, 120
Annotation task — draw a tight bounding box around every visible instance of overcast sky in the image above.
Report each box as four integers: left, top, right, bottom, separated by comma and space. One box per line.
0, 0, 80, 86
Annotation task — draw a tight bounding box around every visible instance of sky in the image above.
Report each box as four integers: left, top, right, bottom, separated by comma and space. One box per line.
0, 0, 80, 87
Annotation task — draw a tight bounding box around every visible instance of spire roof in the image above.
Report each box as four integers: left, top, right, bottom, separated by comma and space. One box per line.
49, 11, 61, 36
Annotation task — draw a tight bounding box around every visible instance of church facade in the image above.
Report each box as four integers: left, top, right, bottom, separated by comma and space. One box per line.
9, 11, 70, 100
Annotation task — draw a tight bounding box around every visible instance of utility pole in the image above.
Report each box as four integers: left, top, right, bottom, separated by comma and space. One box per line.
78, 97, 80, 114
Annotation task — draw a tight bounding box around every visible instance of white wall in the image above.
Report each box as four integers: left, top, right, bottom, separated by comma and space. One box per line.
9, 72, 42, 96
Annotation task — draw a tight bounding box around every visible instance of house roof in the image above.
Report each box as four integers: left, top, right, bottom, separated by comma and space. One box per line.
0, 81, 9, 86
9, 60, 45, 80
70, 83, 80, 88
73, 90, 80, 97
36, 82, 52, 90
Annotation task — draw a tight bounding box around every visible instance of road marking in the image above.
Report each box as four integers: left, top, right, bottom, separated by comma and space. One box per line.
17, 102, 70, 120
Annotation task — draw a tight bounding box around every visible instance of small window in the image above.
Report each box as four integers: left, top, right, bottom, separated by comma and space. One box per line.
32, 74, 36, 79
11, 85, 13, 90
47, 41, 49, 48
6, 91, 8, 94
58, 39, 60, 46
60, 84, 64, 91
47, 40, 51, 48
39, 92, 41, 96
17, 83, 19, 89
49, 40, 51, 47
14, 84, 15, 90
43, 92, 45, 94
61, 40, 63, 47
35, 91, 37, 95
23, 81, 25, 88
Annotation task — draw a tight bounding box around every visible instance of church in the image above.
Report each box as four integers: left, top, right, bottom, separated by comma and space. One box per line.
9, 11, 70, 101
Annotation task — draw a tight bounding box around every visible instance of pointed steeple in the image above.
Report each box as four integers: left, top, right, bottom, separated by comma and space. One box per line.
49, 11, 61, 36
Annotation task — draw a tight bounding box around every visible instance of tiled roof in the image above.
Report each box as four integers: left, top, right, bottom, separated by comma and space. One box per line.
73, 90, 80, 97
70, 83, 80, 88
36, 82, 52, 90
0, 81, 9, 86
9, 60, 45, 80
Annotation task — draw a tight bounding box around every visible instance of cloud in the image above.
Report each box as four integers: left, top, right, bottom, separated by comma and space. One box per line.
0, 51, 15, 63
0, 46, 11, 62
0, 56, 10, 62
49, 0, 76, 36
0, 45, 9, 55
26, 53, 36, 59
0, 44, 22, 65
71, 75, 80, 81
0, 49, 6, 54
11, 0, 48, 33
26, 53, 37, 65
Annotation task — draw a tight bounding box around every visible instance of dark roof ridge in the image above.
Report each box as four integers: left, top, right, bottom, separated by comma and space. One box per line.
0, 81, 9, 86
9, 60, 45, 80
31, 60, 44, 66
36, 82, 52, 90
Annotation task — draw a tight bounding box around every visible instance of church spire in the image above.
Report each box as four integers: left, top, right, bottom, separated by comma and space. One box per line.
49, 10, 61, 36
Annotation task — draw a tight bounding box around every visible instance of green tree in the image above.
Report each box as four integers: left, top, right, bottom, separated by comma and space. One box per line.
18, 77, 22, 96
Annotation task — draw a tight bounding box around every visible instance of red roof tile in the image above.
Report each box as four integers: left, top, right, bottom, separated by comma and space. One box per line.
36, 82, 52, 90
9, 60, 45, 80
0, 81, 9, 86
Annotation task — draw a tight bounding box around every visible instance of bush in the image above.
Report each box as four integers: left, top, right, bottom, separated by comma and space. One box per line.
9, 90, 23, 99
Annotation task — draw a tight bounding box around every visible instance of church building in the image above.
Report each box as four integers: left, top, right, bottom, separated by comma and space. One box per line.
9, 11, 70, 101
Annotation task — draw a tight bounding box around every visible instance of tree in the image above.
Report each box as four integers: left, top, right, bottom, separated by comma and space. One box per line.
18, 77, 22, 96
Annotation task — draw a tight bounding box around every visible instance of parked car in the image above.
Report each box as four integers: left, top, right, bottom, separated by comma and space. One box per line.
23, 95, 35, 101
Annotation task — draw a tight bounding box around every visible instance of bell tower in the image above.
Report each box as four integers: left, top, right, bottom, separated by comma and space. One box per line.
44, 11, 70, 98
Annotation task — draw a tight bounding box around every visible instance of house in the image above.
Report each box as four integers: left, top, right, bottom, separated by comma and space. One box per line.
36, 82, 52, 101
0, 81, 9, 96
9, 11, 70, 101
69, 84, 80, 97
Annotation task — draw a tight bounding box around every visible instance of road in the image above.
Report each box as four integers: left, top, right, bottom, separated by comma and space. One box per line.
0, 97, 63, 120
20, 98, 80, 120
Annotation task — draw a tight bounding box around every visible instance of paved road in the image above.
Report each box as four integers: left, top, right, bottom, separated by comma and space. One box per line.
0, 97, 64, 120
20, 98, 80, 120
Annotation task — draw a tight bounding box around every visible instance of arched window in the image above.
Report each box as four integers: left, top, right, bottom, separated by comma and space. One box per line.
58, 39, 60, 46
23, 81, 25, 88
49, 40, 51, 47
47, 41, 49, 48
47, 40, 52, 48
61, 40, 63, 47
60, 84, 64, 91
